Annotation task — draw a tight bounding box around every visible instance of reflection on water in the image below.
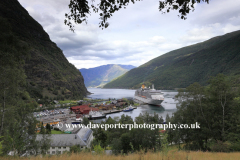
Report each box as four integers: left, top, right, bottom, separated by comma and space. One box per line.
87, 88, 178, 122
87, 88, 135, 99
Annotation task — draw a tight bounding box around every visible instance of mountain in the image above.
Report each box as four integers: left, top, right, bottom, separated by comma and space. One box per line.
104, 30, 240, 89
79, 64, 135, 87
0, 0, 88, 99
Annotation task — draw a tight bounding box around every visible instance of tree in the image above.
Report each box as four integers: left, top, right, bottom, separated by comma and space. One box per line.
0, 17, 40, 156
0, 136, 3, 155
111, 138, 122, 154
161, 133, 169, 160
208, 74, 233, 140
172, 82, 212, 150
2, 103, 39, 156
46, 123, 51, 134
39, 123, 46, 134
171, 74, 240, 151
82, 117, 90, 126
120, 132, 131, 153
37, 134, 51, 155
93, 113, 162, 153
93, 143, 105, 154
65, 0, 209, 31
0, 17, 27, 136
129, 128, 161, 152
93, 127, 108, 148
70, 145, 81, 153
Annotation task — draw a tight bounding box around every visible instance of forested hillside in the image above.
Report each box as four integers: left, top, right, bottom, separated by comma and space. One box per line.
0, 0, 89, 155
0, 0, 88, 100
104, 30, 240, 89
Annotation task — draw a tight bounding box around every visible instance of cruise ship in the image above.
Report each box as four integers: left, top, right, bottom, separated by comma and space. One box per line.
134, 84, 164, 106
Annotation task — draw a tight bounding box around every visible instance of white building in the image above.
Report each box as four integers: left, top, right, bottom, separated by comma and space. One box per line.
36, 127, 93, 155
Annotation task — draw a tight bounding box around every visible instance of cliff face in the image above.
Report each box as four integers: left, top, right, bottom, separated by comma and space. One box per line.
0, 0, 88, 99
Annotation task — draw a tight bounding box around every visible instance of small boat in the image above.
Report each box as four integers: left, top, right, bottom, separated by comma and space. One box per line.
123, 105, 134, 112
71, 118, 82, 124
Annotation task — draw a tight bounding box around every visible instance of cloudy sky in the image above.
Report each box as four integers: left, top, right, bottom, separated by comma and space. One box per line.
18, 0, 240, 69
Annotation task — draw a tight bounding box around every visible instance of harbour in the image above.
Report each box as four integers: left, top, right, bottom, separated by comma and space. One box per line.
35, 88, 178, 125
87, 88, 178, 122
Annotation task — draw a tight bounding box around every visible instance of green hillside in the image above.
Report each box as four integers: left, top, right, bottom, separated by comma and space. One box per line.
0, 0, 88, 100
80, 64, 135, 87
104, 30, 240, 89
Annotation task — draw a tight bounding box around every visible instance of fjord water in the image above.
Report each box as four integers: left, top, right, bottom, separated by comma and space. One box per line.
87, 88, 178, 121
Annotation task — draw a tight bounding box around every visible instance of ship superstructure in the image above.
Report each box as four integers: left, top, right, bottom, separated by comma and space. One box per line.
134, 84, 164, 106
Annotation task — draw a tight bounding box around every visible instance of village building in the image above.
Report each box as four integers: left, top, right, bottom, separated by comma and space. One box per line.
116, 102, 128, 108
36, 125, 93, 155
117, 99, 125, 102
101, 104, 116, 110
41, 118, 61, 126
111, 100, 117, 104
70, 105, 99, 114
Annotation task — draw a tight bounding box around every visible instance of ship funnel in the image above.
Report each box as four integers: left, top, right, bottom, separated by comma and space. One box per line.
152, 84, 154, 89
141, 84, 145, 88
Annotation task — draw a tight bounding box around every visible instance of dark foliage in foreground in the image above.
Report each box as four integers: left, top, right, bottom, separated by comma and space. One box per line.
168, 74, 240, 152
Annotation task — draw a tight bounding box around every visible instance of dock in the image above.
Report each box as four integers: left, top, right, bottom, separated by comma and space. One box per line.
104, 110, 122, 114
103, 106, 137, 115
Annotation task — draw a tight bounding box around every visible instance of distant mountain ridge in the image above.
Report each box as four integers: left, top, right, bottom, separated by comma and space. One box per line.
80, 64, 135, 87
104, 30, 240, 89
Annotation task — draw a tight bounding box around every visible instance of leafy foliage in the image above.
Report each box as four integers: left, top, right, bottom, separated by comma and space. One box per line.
65, 0, 209, 31
70, 145, 82, 153
0, 0, 87, 155
0, 15, 41, 156
82, 117, 90, 126
93, 144, 105, 154
0, 137, 3, 155
37, 134, 51, 155
46, 124, 51, 134
92, 113, 164, 154
168, 74, 240, 151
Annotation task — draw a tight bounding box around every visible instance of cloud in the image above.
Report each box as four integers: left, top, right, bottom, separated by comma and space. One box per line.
222, 24, 240, 34
149, 36, 166, 44
64, 36, 181, 62
180, 0, 240, 45
18, 0, 240, 69
180, 24, 219, 44
191, 0, 240, 25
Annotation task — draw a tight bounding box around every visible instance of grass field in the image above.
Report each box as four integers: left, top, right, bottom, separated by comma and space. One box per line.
1, 151, 240, 160
51, 130, 66, 134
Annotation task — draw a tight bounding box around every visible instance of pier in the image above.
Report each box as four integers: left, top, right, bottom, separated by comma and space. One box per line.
103, 107, 137, 115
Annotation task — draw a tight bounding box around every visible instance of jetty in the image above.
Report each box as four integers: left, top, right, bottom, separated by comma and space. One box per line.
103, 107, 137, 115
103, 110, 122, 114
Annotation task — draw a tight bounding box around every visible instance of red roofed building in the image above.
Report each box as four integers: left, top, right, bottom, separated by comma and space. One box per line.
70, 105, 89, 111
70, 105, 99, 114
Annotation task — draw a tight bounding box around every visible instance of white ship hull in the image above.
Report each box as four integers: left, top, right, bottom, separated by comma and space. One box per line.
88, 110, 106, 120
88, 115, 106, 120
134, 95, 163, 106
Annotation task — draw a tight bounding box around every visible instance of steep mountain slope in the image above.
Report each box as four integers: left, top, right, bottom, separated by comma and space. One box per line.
79, 64, 135, 87
0, 0, 88, 99
104, 30, 240, 89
